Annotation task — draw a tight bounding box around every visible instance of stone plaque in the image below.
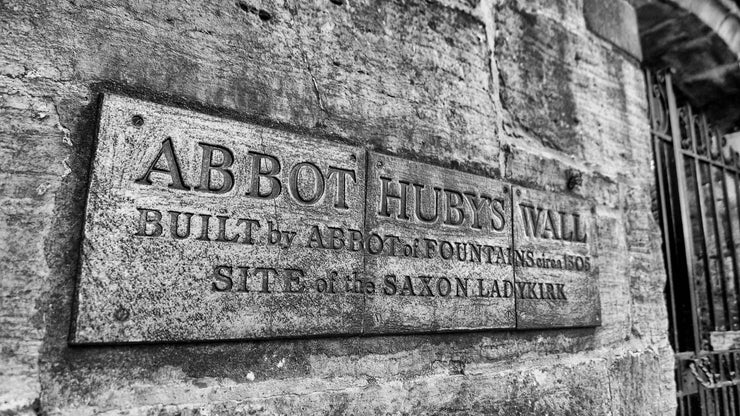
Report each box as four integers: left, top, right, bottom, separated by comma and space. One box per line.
512, 187, 601, 328
73, 94, 601, 344
72, 94, 366, 343
363, 153, 516, 333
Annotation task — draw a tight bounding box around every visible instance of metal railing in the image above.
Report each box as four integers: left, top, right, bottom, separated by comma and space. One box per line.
676, 351, 740, 415
648, 70, 740, 415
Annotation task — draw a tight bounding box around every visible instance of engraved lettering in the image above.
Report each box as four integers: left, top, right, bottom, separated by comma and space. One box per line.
418, 276, 434, 296
168, 211, 193, 239
559, 210, 573, 241
135, 208, 163, 237
283, 268, 305, 293
541, 210, 558, 239
455, 242, 467, 261
437, 277, 451, 297
212, 265, 233, 292
383, 274, 397, 295
574, 213, 587, 243
254, 267, 276, 293
268, 221, 281, 246
195, 143, 234, 194
424, 238, 437, 258
490, 198, 507, 232
463, 192, 491, 230
440, 240, 453, 260
236, 266, 250, 292
413, 183, 442, 223
197, 214, 211, 241
503, 280, 513, 298
366, 233, 384, 255
216, 215, 239, 243
134, 138, 190, 190
491, 280, 501, 297
327, 227, 345, 250
383, 234, 401, 256
348, 229, 364, 251
470, 244, 482, 262
477, 279, 490, 297
400, 275, 416, 296
515, 281, 528, 299
307, 225, 326, 249
237, 218, 260, 245
455, 278, 468, 297
246, 151, 281, 199
519, 203, 542, 238
327, 166, 356, 210
443, 189, 465, 226
378, 177, 410, 220
556, 283, 567, 300
289, 162, 324, 205
545, 283, 556, 299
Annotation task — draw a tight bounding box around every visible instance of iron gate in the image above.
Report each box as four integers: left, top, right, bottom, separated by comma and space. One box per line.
648, 70, 740, 415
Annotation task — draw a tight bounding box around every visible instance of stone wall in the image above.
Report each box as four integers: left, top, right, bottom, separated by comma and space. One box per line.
0, 0, 675, 414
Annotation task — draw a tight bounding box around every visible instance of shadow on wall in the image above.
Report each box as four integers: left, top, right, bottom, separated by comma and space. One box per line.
636, 0, 740, 133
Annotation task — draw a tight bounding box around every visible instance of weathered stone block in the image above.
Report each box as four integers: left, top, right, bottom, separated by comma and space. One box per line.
513, 187, 601, 328
74, 94, 367, 343
0, 0, 675, 414
584, 0, 643, 60
364, 152, 515, 333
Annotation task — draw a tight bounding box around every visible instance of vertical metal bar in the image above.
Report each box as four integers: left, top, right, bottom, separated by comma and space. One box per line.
726, 353, 737, 415
648, 72, 681, 350
733, 149, 740, 291
666, 73, 702, 351
663, 140, 687, 347
673, 356, 686, 415
717, 127, 740, 332
718, 166, 739, 332
716, 354, 729, 416
734, 352, 740, 416
688, 106, 717, 339
676, 360, 685, 416
696, 387, 700, 416
721, 354, 731, 415
709, 354, 727, 415
701, 159, 728, 332
702, 123, 732, 331
701, 386, 709, 416
685, 394, 691, 416
733, 149, 740, 320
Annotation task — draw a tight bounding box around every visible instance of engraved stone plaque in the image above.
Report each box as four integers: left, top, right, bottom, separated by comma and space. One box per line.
74, 94, 601, 344
512, 187, 601, 328
72, 94, 366, 343
363, 153, 516, 333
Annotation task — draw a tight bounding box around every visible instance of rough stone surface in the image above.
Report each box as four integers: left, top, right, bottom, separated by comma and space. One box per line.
0, 0, 675, 414
513, 187, 600, 328
364, 152, 517, 334
74, 95, 599, 342
584, 0, 643, 60
74, 94, 368, 343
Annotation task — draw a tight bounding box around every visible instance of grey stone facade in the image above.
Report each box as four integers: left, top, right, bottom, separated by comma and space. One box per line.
1, 0, 676, 414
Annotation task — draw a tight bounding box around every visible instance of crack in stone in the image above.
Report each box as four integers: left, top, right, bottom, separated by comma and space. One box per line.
302, 50, 328, 115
